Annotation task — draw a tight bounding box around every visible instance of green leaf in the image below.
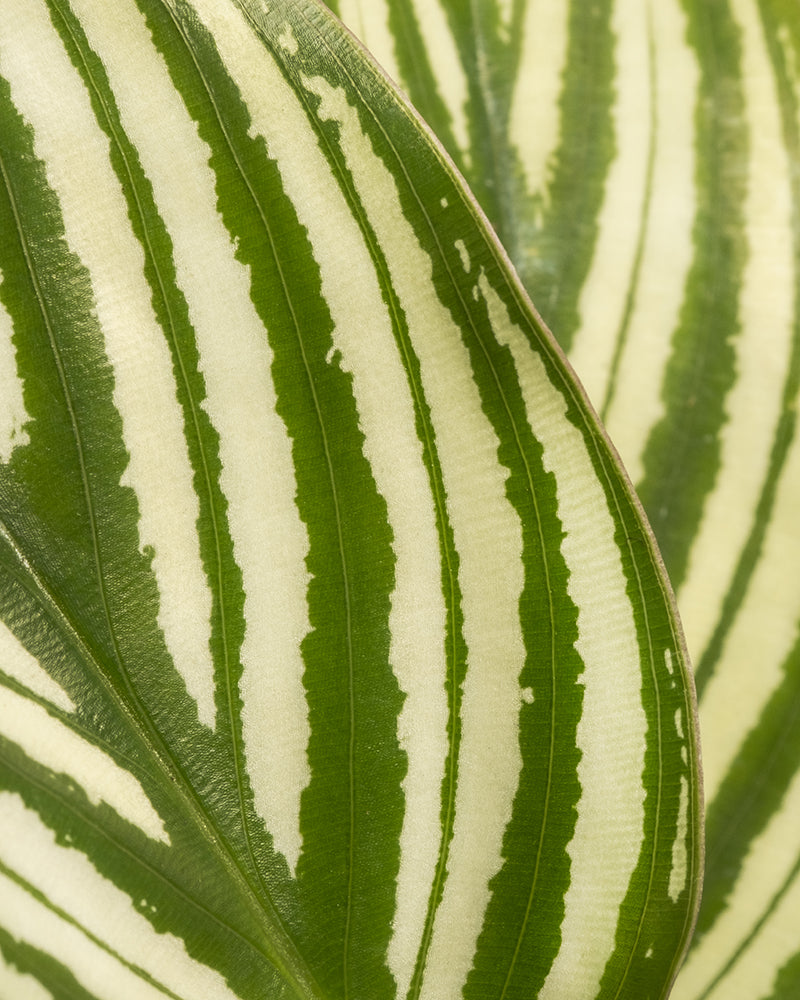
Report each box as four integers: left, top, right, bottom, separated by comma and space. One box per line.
0, 0, 699, 998
337, 0, 800, 997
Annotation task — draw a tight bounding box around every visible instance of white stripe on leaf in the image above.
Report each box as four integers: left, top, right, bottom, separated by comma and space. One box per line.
570, 0, 698, 488
568, 0, 653, 405
509, 0, 570, 214
0, 685, 169, 843
672, 765, 800, 1000
278, 22, 299, 56
677, 0, 794, 665
0, 960, 54, 1000
193, 0, 453, 931
0, 792, 239, 1000
479, 273, 648, 1000
670, 776, 690, 903
338, 0, 402, 86
408, 0, 471, 164
455, 238, 471, 272
599, 0, 697, 485
299, 75, 526, 999
179, 3, 449, 982
233, 51, 450, 994
69, 0, 313, 876
0, 0, 216, 729
0, 278, 31, 462
495, 0, 514, 39
669, 658, 690, 906
0, 621, 74, 713
698, 427, 800, 805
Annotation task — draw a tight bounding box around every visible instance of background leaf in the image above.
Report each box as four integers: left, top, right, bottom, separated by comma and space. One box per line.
0, 1, 699, 999
333, 0, 800, 996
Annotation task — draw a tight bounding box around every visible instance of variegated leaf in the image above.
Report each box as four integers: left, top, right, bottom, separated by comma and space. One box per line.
0, 0, 700, 998
335, 0, 800, 997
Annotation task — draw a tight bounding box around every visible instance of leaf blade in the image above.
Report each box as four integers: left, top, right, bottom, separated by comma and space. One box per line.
0, 1, 701, 997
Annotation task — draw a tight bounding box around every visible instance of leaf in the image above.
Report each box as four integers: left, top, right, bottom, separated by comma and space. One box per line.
336, 0, 800, 997
0, 0, 700, 998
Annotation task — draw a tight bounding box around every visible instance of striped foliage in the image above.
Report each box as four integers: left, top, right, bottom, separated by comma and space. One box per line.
0, 1, 701, 999
334, 0, 800, 997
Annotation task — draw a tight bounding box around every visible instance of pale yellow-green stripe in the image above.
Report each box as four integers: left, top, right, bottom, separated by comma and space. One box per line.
598, 0, 697, 485
277, 20, 299, 56
0, 0, 216, 728
0, 959, 54, 1000
672, 764, 800, 1000
738, 870, 800, 999
670, 776, 690, 903
568, 0, 652, 405
303, 75, 526, 1000
295, 69, 526, 997
0, 685, 168, 842
69, 0, 314, 875
496, 0, 513, 36
571, 0, 697, 492
0, 792, 240, 1000
338, 0, 401, 86
677, 0, 794, 664
509, 0, 570, 212
698, 424, 800, 803
187, 1, 452, 968
0, 277, 31, 463
0, 621, 74, 712
454, 238, 471, 273
408, 0, 471, 164
670, 678, 691, 904
282, 102, 450, 997
478, 272, 651, 1000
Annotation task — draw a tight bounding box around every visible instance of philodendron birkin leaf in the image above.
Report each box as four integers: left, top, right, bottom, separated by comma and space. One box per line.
0, 1, 701, 998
